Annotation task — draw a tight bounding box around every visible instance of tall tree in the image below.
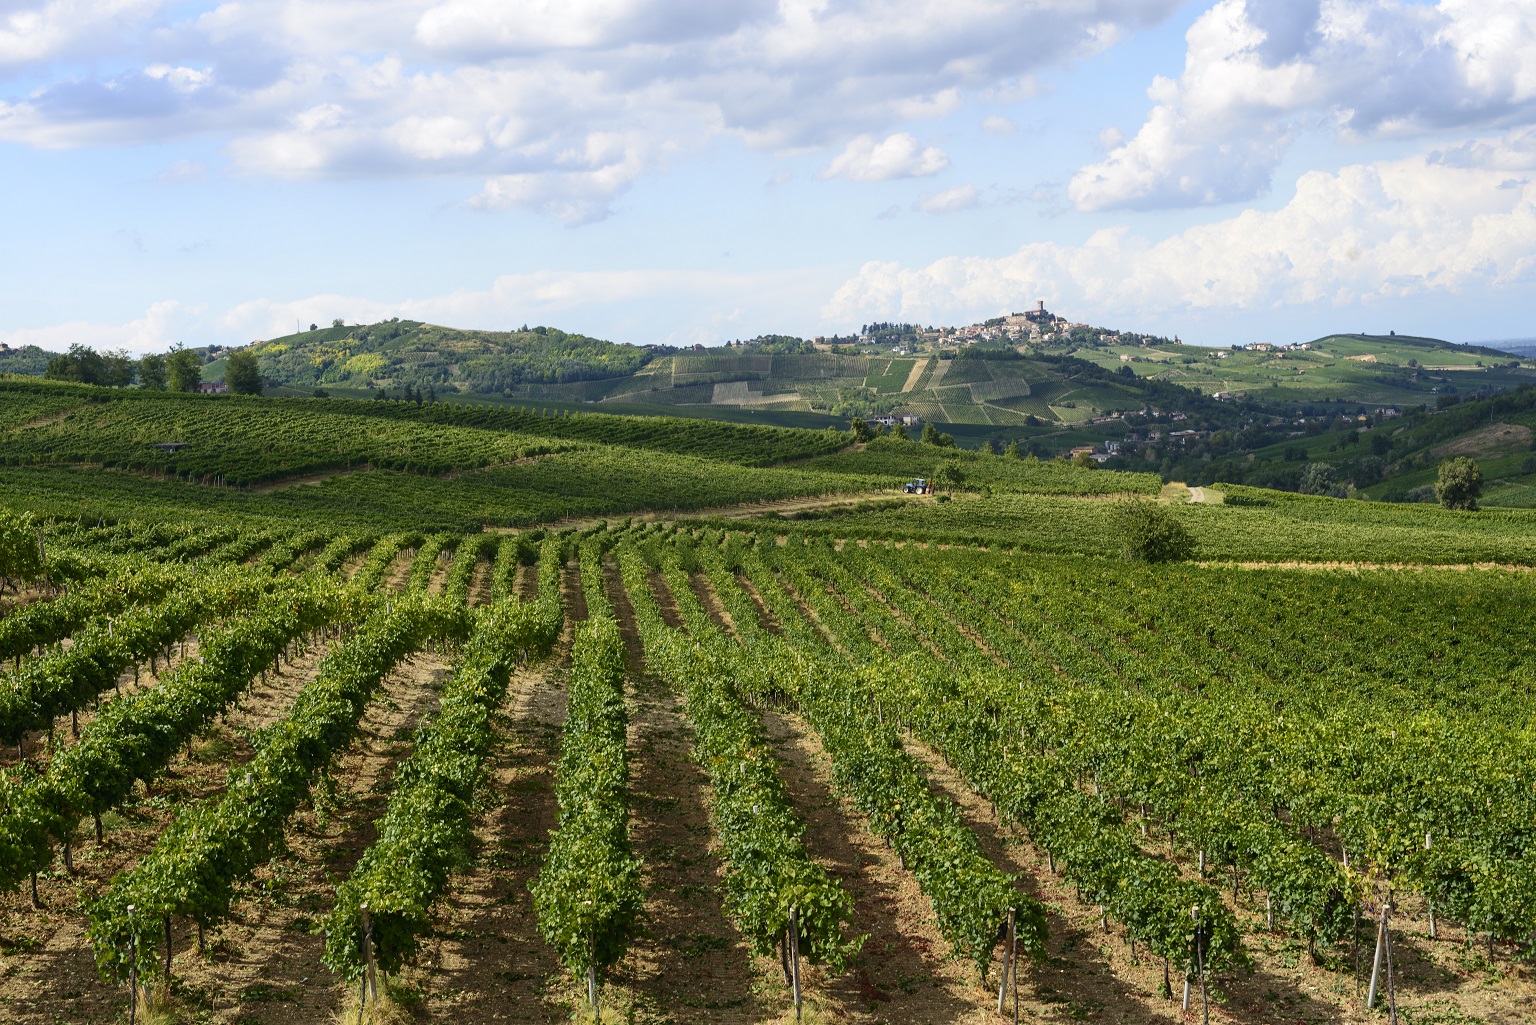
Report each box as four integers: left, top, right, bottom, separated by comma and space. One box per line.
44, 344, 107, 385
166, 344, 203, 393
137, 352, 167, 390
225, 350, 263, 395
102, 349, 136, 388
1435, 457, 1483, 511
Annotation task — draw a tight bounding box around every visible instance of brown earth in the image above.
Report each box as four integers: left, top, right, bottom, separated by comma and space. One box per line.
1428, 422, 1534, 461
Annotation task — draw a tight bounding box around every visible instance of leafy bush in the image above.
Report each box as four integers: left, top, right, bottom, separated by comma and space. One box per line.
1115, 501, 1195, 562
1435, 456, 1483, 511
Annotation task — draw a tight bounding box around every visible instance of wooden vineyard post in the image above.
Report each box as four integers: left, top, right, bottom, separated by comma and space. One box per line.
163, 915, 172, 993
996, 907, 1018, 1017
789, 906, 802, 1021
1425, 833, 1438, 940
1367, 901, 1391, 1009
1384, 900, 1399, 1025
361, 903, 380, 1010
1195, 907, 1210, 1025
127, 904, 138, 1025
1012, 916, 1020, 1025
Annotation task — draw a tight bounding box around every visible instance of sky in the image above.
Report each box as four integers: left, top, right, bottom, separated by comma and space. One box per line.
2, 0, 1534, 353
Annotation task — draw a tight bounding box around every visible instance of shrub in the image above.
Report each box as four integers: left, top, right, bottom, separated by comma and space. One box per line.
1434, 456, 1483, 511
1115, 501, 1195, 563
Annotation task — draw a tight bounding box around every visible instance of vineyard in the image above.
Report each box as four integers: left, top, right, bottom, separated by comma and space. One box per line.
0, 496, 1531, 1025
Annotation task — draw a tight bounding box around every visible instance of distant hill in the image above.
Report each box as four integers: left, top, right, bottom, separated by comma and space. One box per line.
234, 320, 651, 395
0, 344, 60, 377
1065, 331, 1534, 408
255, 319, 1496, 430
1481, 339, 1536, 359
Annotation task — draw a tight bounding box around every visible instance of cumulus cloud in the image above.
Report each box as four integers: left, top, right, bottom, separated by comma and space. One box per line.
915, 183, 979, 213
981, 114, 1017, 135
0, 0, 162, 69
8, 266, 838, 351
0, 299, 189, 355
819, 133, 948, 182
830, 130, 1536, 326
1070, 0, 1536, 212
0, 0, 1183, 217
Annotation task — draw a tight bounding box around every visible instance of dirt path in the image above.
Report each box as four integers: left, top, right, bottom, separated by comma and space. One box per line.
183, 647, 452, 1024
248, 469, 358, 493
603, 565, 764, 1024
465, 551, 496, 606
757, 706, 993, 1024
411, 585, 578, 1024
380, 549, 414, 592
541, 491, 929, 532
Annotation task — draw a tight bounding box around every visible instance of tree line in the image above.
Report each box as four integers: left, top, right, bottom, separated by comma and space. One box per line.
43, 344, 262, 395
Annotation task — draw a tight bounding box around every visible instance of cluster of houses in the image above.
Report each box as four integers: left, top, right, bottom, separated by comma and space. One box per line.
1240, 341, 1311, 353
864, 413, 923, 429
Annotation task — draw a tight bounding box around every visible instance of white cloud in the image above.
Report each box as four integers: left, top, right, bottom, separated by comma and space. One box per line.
819, 132, 949, 182
981, 114, 1016, 135
829, 130, 1536, 326
7, 267, 839, 352
0, 300, 188, 355
915, 183, 979, 213
1071, 0, 1536, 212
143, 64, 214, 92
0, 0, 1184, 218
0, 0, 161, 69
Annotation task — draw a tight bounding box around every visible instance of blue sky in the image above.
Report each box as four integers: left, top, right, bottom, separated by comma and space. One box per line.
2, 0, 1534, 352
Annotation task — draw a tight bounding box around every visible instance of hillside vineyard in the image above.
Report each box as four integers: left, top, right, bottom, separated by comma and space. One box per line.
1, 513, 1534, 1023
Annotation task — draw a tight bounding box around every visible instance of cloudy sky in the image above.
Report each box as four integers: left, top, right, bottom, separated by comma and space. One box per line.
2, 0, 1534, 352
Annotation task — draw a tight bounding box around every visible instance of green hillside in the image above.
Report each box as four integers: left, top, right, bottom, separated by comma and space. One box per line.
1175, 383, 1536, 505
246, 319, 649, 394
0, 344, 56, 377
1066, 332, 1534, 406
239, 321, 1534, 432
14, 321, 1536, 507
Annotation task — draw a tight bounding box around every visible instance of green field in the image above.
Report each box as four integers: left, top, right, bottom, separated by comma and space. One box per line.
1073, 333, 1535, 406
4, 370, 1536, 1025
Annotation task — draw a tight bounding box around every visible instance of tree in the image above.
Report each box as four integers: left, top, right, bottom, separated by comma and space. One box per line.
1298, 462, 1343, 497
850, 417, 875, 443
932, 462, 965, 492
1354, 456, 1385, 488
166, 344, 202, 392
103, 349, 136, 387
1115, 501, 1195, 563
332, 318, 346, 328
44, 344, 107, 385
1434, 457, 1482, 511
921, 422, 942, 445
137, 352, 167, 390
1003, 439, 1022, 459
225, 350, 263, 395
309, 323, 318, 332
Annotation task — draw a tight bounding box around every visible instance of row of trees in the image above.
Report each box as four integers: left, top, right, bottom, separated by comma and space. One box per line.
43, 344, 261, 395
